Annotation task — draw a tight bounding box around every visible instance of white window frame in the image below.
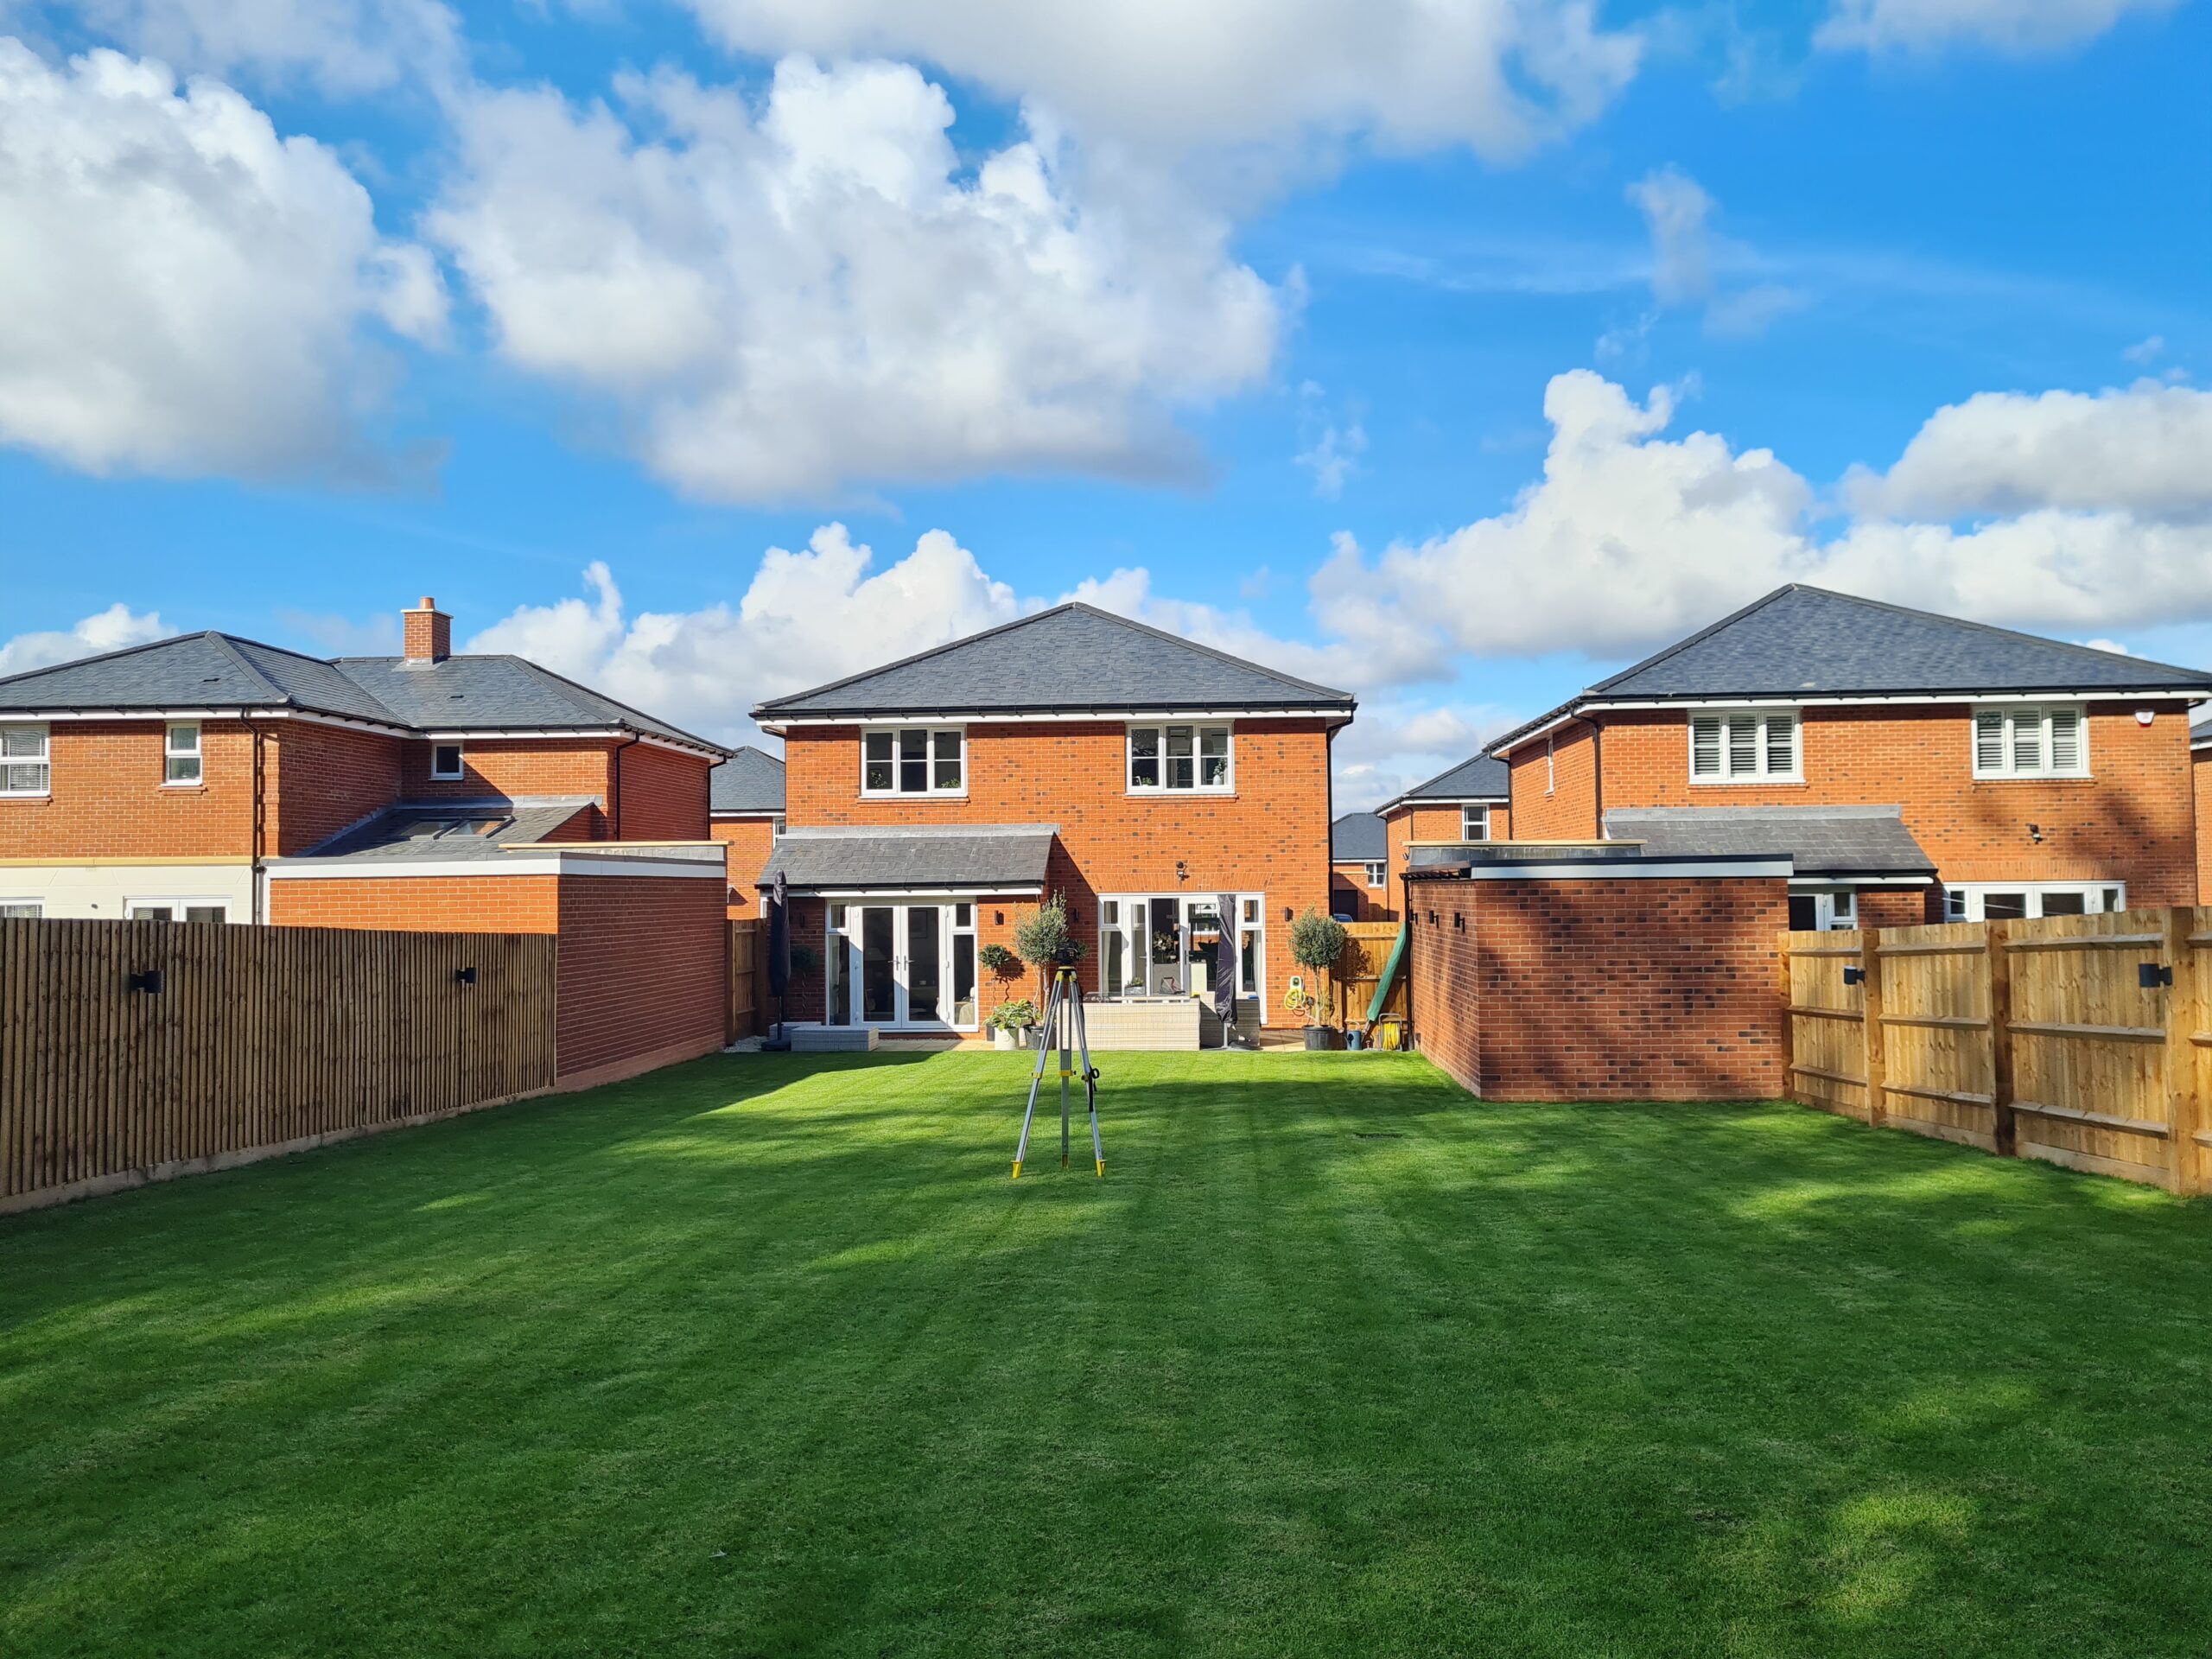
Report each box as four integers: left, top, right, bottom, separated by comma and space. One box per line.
1460, 805, 1491, 842
1971, 703, 2088, 780
429, 742, 466, 781
1, 721, 51, 798
163, 721, 202, 786
861, 725, 967, 798
125, 898, 230, 924
1127, 722, 1233, 795
1943, 881, 2125, 922
1096, 892, 1264, 1002
0, 899, 41, 919
1363, 860, 1387, 889
1689, 709, 1802, 785
1545, 737, 1555, 795
770, 816, 785, 839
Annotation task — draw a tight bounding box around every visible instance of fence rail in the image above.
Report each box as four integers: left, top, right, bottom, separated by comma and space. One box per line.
1, 918, 556, 1213
1783, 906, 2211, 1195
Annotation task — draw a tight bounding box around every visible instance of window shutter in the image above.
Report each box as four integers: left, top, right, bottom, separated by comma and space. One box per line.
1691, 716, 1722, 777
1727, 716, 1758, 778
2012, 709, 2042, 773
2048, 707, 2082, 772
1764, 714, 1796, 776
1974, 710, 2005, 772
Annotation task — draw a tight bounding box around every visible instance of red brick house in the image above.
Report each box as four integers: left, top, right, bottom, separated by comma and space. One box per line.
1329, 811, 1391, 921
709, 747, 785, 918
1488, 585, 2212, 929
1375, 754, 1513, 899
751, 603, 1355, 1039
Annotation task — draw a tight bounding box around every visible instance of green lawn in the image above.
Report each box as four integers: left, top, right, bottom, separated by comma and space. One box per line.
4, 1052, 2211, 1657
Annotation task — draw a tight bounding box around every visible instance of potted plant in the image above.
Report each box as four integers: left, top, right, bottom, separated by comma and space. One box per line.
979, 943, 1020, 976
1014, 893, 1086, 1005
1288, 907, 1348, 1050
988, 999, 1039, 1051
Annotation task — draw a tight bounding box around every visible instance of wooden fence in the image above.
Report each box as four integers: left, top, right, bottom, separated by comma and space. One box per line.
1784, 906, 2212, 1194
728, 920, 763, 1043
1331, 921, 1408, 1033
1, 918, 556, 1214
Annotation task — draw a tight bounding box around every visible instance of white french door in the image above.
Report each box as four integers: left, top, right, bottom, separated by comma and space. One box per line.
827, 902, 978, 1029
1097, 893, 1264, 1004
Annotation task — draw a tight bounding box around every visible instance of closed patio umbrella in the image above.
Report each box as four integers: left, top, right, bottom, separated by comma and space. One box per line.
766, 869, 791, 1046
1214, 894, 1240, 1046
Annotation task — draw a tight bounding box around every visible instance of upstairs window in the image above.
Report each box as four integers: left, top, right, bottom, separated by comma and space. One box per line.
1974, 705, 2086, 779
164, 721, 202, 785
2, 724, 49, 797
864, 728, 964, 796
1690, 710, 1800, 784
1461, 805, 1491, 842
1128, 724, 1231, 792
1363, 861, 1387, 888
430, 743, 465, 781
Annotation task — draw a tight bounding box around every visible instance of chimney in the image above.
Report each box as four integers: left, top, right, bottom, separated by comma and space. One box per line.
403, 595, 451, 664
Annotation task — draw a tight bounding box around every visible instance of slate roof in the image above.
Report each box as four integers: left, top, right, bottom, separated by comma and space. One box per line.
753, 603, 1354, 721
1491, 585, 2212, 755
302, 799, 598, 861
0, 629, 727, 754
757, 825, 1058, 893
709, 746, 785, 814
1331, 811, 1387, 861
1379, 753, 1510, 811
1603, 804, 1936, 878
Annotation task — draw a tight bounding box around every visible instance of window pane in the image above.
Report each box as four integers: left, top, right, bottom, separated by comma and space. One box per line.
2012, 712, 2042, 773
1689, 717, 1721, 776
1166, 726, 1195, 790
1240, 929, 1258, 994
900, 757, 927, 792
899, 729, 927, 759
1983, 892, 2030, 920
1830, 893, 1855, 927
933, 757, 962, 790
865, 732, 893, 762
1764, 715, 1795, 775
1198, 727, 1230, 786
2102, 887, 2123, 912
1944, 890, 1967, 919
2049, 708, 2082, 771
1, 728, 45, 759
184, 906, 225, 924
932, 730, 963, 790
1243, 899, 1259, 922
1789, 894, 1816, 931
166, 753, 201, 784
955, 902, 973, 927
1727, 717, 1758, 777
2039, 891, 2087, 917
133, 906, 175, 921
1129, 728, 1160, 789
167, 723, 199, 753
3, 763, 47, 792
1462, 806, 1488, 841
1974, 711, 2005, 772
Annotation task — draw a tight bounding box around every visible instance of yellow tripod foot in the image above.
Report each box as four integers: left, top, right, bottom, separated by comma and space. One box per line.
1096, 1160, 1105, 1178
1010, 1160, 1022, 1179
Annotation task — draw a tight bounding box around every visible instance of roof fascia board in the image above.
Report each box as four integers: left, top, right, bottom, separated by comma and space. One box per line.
767, 883, 1046, 899
1408, 856, 1795, 881
762, 705, 1353, 730
1788, 874, 1934, 887
0, 706, 728, 756
266, 853, 726, 880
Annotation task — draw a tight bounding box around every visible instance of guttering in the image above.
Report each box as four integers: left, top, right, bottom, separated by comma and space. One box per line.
0, 705, 729, 760
757, 704, 1355, 734
1406, 855, 1796, 881
766, 885, 1046, 899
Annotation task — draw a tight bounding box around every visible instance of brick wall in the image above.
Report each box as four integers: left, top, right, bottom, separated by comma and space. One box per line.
613, 741, 711, 841
1382, 801, 1513, 884
712, 817, 776, 918
1408, 872, 1788, 1101
404, 738, 613, 825
1507, 721, 1600, 839
1331, 861, 1394, 922
268, 874, 562, 933
553, 874, 725, 1084
1597, 703, 2196, 902
783, 719, 1330, 1027
0, 718, 257, 860
2199, 749, 2212, 904
270, 722, 404, 855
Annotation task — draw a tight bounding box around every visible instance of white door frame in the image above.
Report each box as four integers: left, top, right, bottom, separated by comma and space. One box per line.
826, 899, 978, 1031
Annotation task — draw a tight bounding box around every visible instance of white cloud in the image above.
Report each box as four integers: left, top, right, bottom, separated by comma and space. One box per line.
1323, 368, 2212, 663
0, 42, 448, 482
1293, 382, 1367, 499
2078, 638, 2136, 656
465, 526, 1021, 742
677, 0, 1642, 161
1816, 0, 2182, 54
427, 58, 1281, 503
59, 0, 463, 95
2124, 334, 2165, 365
0, 601, 168, 677
1844, 382, 2212, 518
1624, 165, 1804, 340
1329, 699, 1523, 811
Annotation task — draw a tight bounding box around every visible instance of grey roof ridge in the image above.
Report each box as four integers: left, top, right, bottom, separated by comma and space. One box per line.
1581, 584, 1802, 698
0, 626, 318, 708
752, 601, 1355, 716
334, 651, 731, 753
1605, 803, 1907, 821
1378, 752, 1513, 810
776, 822, 1060, 840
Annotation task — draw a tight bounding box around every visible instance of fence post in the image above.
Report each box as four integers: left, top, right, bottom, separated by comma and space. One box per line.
1860, 926, 1887, 1128
1986, 918, 2017, 1158
1777, 931, 1794, 1099
2163, 905, 2203, 1197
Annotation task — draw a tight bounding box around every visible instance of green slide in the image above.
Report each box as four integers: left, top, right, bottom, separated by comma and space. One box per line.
1365, 924, 1408, 1025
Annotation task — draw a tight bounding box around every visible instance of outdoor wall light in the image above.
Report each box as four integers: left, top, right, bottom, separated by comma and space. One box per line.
2139, 963, 2173, 990
127, 969, 163, 995
454, 966, 479, 986
1842, 965, 1864, 987
1175, 860, 1188, 883
2028, 823, 2044, 844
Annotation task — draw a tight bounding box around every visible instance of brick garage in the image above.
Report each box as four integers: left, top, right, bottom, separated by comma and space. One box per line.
268, 849, 727, 1088
1408, 857, 1789, 1102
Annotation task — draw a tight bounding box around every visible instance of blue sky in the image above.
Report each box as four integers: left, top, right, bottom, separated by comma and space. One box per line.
2, 0, 2207, 806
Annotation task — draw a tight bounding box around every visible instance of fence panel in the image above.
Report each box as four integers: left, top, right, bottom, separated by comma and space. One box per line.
1783, 906, 2210, 1196
0, 918, 556, 1213
1331, 921, 1405, 1032
728, 921, 763, 1042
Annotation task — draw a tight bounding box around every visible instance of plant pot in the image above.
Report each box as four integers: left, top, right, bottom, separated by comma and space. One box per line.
1303, 1027, 1337, 1052
992, 1027, 1015, 1052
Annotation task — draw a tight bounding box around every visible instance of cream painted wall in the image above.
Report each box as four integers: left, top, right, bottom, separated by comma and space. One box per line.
0, 862, 256, 921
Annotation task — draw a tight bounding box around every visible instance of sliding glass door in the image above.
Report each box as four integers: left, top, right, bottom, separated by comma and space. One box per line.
826, 903, 979, 1029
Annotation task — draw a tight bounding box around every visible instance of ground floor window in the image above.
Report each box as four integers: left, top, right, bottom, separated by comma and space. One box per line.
1942, 881, 2125, 922
823, 900, 977, 1028
1097, 893, 1263, 1004
126, 899, 227, 923
0, 899, 41, 919
1788, 890, 1857, 931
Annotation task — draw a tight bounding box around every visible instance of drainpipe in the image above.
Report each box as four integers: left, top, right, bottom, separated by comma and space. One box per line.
610, 734, 641, 841
1400, 871, 1414, 1050
248, 718, 268, 924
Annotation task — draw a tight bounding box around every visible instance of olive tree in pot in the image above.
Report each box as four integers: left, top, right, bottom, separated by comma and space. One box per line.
1288, 908, 1349, 1050
1013, 893, 1086, 1012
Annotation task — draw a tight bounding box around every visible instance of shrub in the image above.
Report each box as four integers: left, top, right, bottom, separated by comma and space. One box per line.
1287, 909, 1348, 1027
788, 943, 820, 976
978, 943, 1020, 975
988, 999, 1039, 1031
1014, 893, 1087, 968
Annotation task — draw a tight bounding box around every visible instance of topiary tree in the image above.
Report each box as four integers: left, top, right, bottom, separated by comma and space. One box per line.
1287, 907, 1349, 1027
1014, 893, 1087, 1005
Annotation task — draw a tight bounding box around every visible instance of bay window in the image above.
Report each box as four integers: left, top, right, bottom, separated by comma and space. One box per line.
1128, 723, 1231, 793
863, 728, 964, 796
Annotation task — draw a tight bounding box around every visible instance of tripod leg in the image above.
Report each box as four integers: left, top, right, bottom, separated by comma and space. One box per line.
1075, 987, 1103, 1177
1013, 974, 1058, 1179
1059, 969, 1073, 1169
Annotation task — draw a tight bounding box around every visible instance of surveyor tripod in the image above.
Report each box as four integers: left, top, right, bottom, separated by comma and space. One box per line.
1012, 966, 1103, 1179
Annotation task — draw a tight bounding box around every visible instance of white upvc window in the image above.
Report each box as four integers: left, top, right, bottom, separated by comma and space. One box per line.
1545, 737, 1555, 794
862, 727, 965, 796
1128, 723, 1232, 793
0, 900, 41, 919
1944, 881, 2123, 922
1363, 860, 1387, 888
2, 723, 50, 797
126, 899, 229, 924
430, 742, 466, 781
1973, 704, 2087, 779
1461, 805, 1491, 842
1689, 709, 1801, 784
163, 721, 202, 785
770, 816, 785, 839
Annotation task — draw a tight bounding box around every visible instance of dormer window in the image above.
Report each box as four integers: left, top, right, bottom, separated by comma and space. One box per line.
1689, 710, 1800, 784
1128, 723, 1231, 793
864, 728, 963, 796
